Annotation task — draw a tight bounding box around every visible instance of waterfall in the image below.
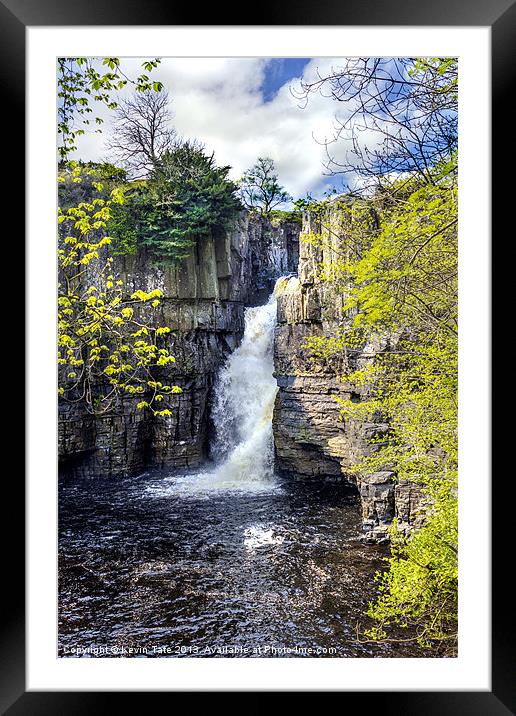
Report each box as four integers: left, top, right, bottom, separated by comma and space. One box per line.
161, 276, 292, 497
210, 289, 279, 482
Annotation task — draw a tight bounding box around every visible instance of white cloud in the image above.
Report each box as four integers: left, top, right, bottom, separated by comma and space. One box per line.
69, 57, 369, 199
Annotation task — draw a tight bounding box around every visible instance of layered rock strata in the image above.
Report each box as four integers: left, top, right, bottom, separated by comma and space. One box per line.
272, 210, 425, 541
58, 214, 299, 478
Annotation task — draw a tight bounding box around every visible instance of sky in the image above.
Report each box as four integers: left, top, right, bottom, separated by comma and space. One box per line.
71, 57, 362, 201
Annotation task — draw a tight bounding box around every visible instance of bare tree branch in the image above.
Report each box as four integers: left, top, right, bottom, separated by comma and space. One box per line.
292, 58, 458, 194
106, 89, 176, 178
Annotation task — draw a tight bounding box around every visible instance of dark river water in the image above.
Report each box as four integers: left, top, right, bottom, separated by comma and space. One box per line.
58, 470, 429, 658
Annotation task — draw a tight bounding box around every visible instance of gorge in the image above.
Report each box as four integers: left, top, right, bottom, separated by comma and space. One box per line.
58, 206, 435, 658
59, 208, 423, 542
55, 55, 459, 663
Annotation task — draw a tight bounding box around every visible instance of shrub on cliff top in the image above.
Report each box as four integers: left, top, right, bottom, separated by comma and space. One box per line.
106, 141, 242, 262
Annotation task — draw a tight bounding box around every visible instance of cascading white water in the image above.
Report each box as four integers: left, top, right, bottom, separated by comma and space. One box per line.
209, 291, 278, 484
157, 276, 293, 497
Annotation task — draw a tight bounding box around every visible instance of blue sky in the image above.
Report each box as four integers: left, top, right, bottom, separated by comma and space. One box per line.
261, 58, 311, 102
73, 57, 362, 200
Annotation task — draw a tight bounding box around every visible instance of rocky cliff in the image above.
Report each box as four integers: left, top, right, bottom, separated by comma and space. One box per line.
272, 210, 425, 542
58, 213, 300, 478
59, 201, 423, 543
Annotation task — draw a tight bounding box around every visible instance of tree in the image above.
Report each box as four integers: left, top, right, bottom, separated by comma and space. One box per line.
239, 157, 292, 216
57, 58, 181, 416
106, 89, 176, 178
57, 57, 163, 161
58, 164, 181, 414
294, 57, 457, 194
297, 58, 458, 653
109, 140, 242, 262
58, 160, 127, 208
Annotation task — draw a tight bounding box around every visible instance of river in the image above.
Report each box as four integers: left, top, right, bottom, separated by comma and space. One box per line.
58, 279, 428, 658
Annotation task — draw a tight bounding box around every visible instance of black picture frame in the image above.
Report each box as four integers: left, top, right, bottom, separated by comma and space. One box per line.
4, 0, 509, 709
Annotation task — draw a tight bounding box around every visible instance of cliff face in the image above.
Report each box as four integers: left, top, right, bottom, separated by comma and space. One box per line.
245, 216, 300, 305
272, 211, 425, 542
59, 203, 423, 542
58, 213, 300, 478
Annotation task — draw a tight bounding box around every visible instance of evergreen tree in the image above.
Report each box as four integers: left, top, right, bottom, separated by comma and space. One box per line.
239, 157, 292, 216
109, 141, 242, 262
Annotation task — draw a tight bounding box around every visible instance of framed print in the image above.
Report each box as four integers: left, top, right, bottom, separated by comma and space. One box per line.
2, 0, 510, 709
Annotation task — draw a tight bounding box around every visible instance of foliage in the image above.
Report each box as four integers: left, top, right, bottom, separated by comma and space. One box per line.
239, 157, 292, 215
105, 188, 142, 256
58, 58, 182, 415
331, 329, 458, 649
58, 161, 127, 207
108, 141, 242, 263
301, 151, 458, 651
349, 161, 457, 334
268, 208, 303, 225
58, 163, 181, 415
366, 489, 458, 649
58, 57, 163, 160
